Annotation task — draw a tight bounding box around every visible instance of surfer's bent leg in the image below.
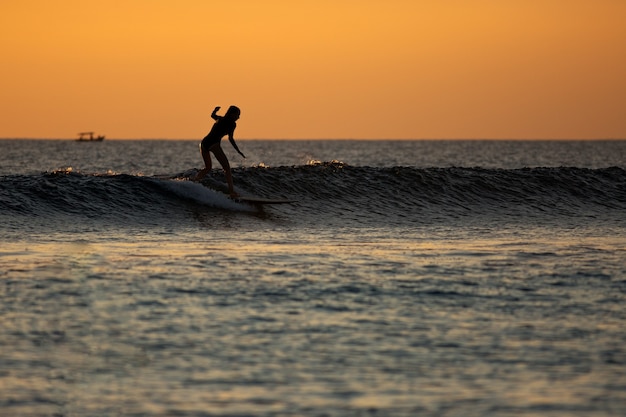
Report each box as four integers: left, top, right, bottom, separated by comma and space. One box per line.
211, 145, 237, 197
194, 144, 213, 181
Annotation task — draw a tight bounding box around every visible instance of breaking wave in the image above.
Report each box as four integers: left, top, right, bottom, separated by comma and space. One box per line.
2, 163, 625, 228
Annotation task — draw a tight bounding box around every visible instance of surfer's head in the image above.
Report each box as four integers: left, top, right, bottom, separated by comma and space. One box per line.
225, 106, 241, 120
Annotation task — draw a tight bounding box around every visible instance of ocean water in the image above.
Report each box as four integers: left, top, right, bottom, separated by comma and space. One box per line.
1, 139, 626, 417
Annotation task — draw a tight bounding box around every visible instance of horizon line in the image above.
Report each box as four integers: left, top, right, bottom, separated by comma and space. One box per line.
2, 137, 625, 141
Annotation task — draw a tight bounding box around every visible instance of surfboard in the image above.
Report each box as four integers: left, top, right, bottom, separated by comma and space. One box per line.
233, 196, 296, 205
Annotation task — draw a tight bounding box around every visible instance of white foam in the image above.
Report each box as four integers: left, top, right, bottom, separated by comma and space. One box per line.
160, 179, 250, 211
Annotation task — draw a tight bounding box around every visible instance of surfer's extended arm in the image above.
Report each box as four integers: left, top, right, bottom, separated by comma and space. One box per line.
211, 106, 221, 121
228, 133, 246, 158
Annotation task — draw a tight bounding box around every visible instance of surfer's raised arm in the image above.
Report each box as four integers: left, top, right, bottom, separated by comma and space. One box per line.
210, 106, 221, 121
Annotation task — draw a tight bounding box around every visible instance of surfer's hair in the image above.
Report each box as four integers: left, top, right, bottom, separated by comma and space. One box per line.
226, 106, 241, 118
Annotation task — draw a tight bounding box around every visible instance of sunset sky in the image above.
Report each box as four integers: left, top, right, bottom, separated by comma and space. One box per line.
2, 0, 625, 139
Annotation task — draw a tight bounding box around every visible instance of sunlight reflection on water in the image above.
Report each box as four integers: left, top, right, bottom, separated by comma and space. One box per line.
1, 229, 625, 415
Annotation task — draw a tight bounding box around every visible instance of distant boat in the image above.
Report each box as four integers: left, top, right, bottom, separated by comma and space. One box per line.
77, 132, 105, 142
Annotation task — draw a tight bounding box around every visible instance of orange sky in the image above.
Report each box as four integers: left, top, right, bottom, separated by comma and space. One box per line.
1, 0, 625, 139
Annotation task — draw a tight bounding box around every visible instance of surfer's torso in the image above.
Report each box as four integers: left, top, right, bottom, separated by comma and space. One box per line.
202, 118, 236, 149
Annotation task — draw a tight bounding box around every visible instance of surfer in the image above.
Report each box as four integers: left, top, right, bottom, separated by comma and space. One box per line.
194, 105, 246, 197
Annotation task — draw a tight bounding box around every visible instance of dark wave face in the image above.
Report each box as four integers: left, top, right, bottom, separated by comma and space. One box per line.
233, 163, 626, 226
2, 164, 626, 231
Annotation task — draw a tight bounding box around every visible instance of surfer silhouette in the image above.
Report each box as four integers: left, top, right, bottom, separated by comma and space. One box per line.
194, 105, 245, 197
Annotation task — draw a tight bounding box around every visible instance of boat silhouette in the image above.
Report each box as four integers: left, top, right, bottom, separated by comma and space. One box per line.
77, 132, 105, 142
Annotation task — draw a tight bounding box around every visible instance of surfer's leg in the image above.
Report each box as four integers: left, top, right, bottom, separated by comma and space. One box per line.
194, 144, 213, 181
212, 145, 237, 197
